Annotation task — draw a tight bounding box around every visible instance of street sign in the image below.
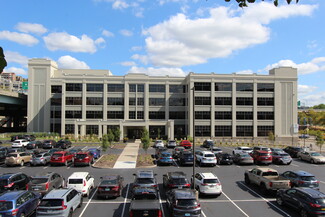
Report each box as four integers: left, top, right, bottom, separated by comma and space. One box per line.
22, 81, 28, 90
293, 124, 299, 134
297, 100, 301, 107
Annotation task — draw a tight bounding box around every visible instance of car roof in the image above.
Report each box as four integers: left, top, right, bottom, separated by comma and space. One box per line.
0, 190, 26, 200
237, 146, 251, 149
173, 189, 196, 199
43, 188, 72, 199
201, 151, 214, 154
76, 151, 90, 154
137, 170, 154, 178
254, 150, 270, 153
296, 188, 325, 198
0, 173, 19, 179
32, 172, 55, 178
291, 170, 315, 177
168, 171, 186, 178
68, 172, 89, 178
101, 174, 119, 180
199, 172, 218, 179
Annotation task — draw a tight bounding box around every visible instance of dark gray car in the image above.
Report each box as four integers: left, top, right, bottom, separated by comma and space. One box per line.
27, 172, 65, 195
280, 170, 319, 190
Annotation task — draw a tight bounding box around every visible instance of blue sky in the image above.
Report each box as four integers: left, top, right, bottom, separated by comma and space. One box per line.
0, 0, 324, 106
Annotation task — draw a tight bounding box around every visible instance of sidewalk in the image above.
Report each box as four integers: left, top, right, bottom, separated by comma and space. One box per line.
113, 139, 141, 169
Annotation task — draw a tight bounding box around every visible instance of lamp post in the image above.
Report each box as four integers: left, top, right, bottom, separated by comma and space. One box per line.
192, 87, 196, 190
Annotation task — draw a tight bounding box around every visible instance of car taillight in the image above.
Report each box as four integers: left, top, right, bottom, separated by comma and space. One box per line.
83, 180, 86, 186
4, 183, 14, 188
269, 182, 273, 187
45, 182, 49, 190
26, 184, 29, 190
185, 184, 191, 187
58, 201, 67, 210
168, 184, 175, 188
309, 202, 321, 208
152, 184, 157, 188
12, 208, 18, 215
201, 183, 208, 186
112, 186, 119, 191
298, 180, 305, 184
40, 157, 44, 160
158, 210, 162, 217
129, 211, 133, 217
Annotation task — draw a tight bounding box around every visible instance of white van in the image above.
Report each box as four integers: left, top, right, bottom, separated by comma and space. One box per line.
67, 172, 95, 197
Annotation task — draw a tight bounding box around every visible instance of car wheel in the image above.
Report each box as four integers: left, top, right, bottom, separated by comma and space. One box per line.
311, 159, 315, 164
299, 156, 302, 160
20, 213, 25, 217
65, 161, 68, 166
244, 175, 250, 185
88, 161, 91, 166
276, 196, 284, 206
261, 184, 268, 195
78, 197, 83, 208
20, 161, 24, 167
300, 209, 308, 217
68, 209, 73, 217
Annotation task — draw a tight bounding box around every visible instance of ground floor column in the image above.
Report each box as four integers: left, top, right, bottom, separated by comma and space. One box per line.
74, 123, 78, 139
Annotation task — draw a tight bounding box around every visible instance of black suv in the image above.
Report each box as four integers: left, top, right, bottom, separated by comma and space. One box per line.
178, 151, 194, 166
283, 146, 304, 158
132, 170, 158, 190
276, 188, 325, 217
0, 146, 9, 164
166, 189, 201, 217
202, 140, 214, 148
280, 170, 319, 190
163, 171, 191, 189
55, 140, 72, 149
0, 172, 30, 193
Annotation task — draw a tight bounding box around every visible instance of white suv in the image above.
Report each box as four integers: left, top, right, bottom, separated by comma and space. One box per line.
233, 146, 253, 155
195, 150, 217, 166
193, 172, 222, 196
12, 139, 29, 148
154, 140, 165, 148
67, 172, 95, 197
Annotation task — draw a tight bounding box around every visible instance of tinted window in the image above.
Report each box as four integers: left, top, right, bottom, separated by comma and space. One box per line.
177, 199, 198, 206
101, 180, 117, 185
7, 153, 18, 157
301, 176, 316, 181
171, 178, 187, 184
136, 178, 154, 184
31, 178, 48, 184
68, 179, 83, 184
203, 179, 220, 184
39, 199, 63, 207
52, 154, 63, 157
204, 154, 215, 157
0, 201, 13, 211
76, 154, 87, 159
0, 179, 8, 186
133, 193, 157, 200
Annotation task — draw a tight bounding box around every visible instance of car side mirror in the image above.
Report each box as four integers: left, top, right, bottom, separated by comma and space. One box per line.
154, 174, 157, 176
133, 173, 136, 176
100, 177, 103, 179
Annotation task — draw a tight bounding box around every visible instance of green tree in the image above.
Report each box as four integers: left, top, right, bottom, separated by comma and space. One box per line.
101, 134, 108, 151
113, 127, 121, 142
223, 0, 299, 7
316, 131, 324, 153
107, 129, 115, 148
141, 128, 150, 154
313, 104, 325, 109
268, 131, 275, 145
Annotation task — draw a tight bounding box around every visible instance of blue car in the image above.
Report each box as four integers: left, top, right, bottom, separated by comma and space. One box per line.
88, 148, 101, 159
0, 190, 41, 217
157, 152, 173, 166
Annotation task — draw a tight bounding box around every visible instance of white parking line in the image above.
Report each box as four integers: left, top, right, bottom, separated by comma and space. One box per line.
291, 163, 299, 167
157, 186, 165, 217
320, 181, 325, 184
222, 192, 250, 217
79, 186, 98, 217
43, 166, 48, 169
238, 182, 291, 217
121, 184, 130, 217
312, 164, 318, 167
173, 159, 179, 168
20, 166, 25, 169
82, 146, 88, 150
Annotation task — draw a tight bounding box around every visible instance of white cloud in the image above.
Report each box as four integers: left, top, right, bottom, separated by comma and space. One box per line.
236, 70, 254, 74
0, 31, 38, 46
15, 22, 47, 35
127, 66, 187, 77
120, 61, 136, 66
57, 56, 90, 69
131, 54, 148, 65
43, 32, 97, 53
4, 67, 27, 75
298, 84, 317, 95
120, 29, 133, 37
102, 30, 114, 37
95, 37, 106, 48
112, 0, 129, 9
140, 3, 317, 67
4, 51, 28, 66
299, 92, 325, 107
131, 46, 142, 52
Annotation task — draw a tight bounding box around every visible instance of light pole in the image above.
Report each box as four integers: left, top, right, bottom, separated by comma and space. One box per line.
192, 87, 196, 190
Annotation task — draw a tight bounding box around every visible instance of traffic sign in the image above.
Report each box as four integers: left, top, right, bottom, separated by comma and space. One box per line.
22, 81, 28, 90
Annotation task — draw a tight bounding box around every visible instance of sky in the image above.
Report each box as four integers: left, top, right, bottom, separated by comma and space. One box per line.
0, 0, 324, 106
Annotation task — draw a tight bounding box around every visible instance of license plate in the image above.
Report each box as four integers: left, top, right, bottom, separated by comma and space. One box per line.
321, 208, 325, 211
105, 188, 110, 191
185, 214, 190, 216
55, 158, 58, 160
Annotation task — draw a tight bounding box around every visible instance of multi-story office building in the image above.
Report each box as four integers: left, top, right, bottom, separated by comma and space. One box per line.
28, 59, 298, 141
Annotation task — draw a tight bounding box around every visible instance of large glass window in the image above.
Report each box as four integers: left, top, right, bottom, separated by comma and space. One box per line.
129, 98, 136, 106
215, 111, 232, 120
257, 83, 274, 92
236, 97, 253, 106
258, 126, 274, 136
195, 111, 210, 119
86, 125, 98, 135
86, 97, 103, 105
149, 111, 165, 119
137, 98, 144, 106
87, 84, 103, 92
169, 98, 186, 106
215, 126, 232, 137
129, 84, 136, 92
51, 85, 62, 93
169, 111, 186, 119
66, 83, 82, 91
215, 97, 232, 105
66, 97, 82, 105
107, 84, 124, 92
257, 112, 274, 120
129, 111, 136, 119
195, 97, 211, 105
65, 124, 75, 134
194, 82, 211, 91
149, 98, 165, 106
195, 126, 211, 136
51, 110, 61, 118
215, 83, 232, 91
137, 84, 144, 92
236, 126, 253, 137
65, 111, 82, 119
257, 98, 274, 106
236, 83, 253, 92
51, 98, 61, 106
137, 111, 144, 119
236, 112, 253, 120
86, 111, 103, 119
107, 111, 124, 119
169, 85, 186, 93
149, 84, 165, 92
107, 97, 124, 105
149, 126, 166, 138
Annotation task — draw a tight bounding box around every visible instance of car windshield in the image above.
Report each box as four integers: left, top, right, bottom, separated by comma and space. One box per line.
133, 193, 157, 200
39, 199, 63, 207
212, 148, 221, 151
177, 199, 197, 206
311, 153, 322, 156
241, 154, 251, 158
35, 154, 44, 158
259, 153, 270, 156
52, 153, 63, 157
136, 178, 154, 184
76, 154, 87, 159
101, 180, 117, 185
0, 201, 13, 211
280, 153, 290, 157
171, 178, 188, 185
161, 153, 171, 157
7, 153, 17, 157
183, 153, 193, 158
242, 148, 252, 151
68, 179, 83, 184
205, 154, 215, 158
301, 176, 316, 181
293, 147, 303, 151
31, 178, 48, 184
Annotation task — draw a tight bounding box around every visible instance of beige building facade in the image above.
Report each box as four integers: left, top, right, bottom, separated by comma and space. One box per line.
27, 58, 298, 141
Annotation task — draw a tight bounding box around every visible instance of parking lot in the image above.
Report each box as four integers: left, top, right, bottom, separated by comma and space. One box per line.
1, 145, 324, 217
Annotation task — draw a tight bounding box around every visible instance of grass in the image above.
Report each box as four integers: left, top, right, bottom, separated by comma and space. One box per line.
136, 154, 155, 167
93, 154, 119, 168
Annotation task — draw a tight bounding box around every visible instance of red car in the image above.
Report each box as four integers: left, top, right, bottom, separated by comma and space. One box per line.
73, 151, 94, 166
179, 140, 192, 149
97, 175, 124, 199
251, 150, 272, 165
50, 151, 74, 166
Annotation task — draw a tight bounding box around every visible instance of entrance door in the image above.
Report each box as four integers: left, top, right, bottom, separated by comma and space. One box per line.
127, 128, 143, 139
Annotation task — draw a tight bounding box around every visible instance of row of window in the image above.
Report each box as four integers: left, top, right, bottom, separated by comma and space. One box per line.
195, 97, 274, 106
195, 125, 274, 137
52, 83, 274, 94
195, 111, 274, 120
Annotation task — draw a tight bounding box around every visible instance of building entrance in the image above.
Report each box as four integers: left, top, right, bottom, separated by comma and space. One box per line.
127, 128, 144, 139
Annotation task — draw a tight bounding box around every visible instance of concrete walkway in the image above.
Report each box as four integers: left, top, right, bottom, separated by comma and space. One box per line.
113, 140, 141, 169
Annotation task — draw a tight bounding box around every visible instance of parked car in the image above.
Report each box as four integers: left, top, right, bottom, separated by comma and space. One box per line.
297, 151, 325, 164
5, 152, 32, 167
172, 146, 185, 159
154, 140, 165, 148
73, 151, 94, 166
47, 148, 63, 156
97, 175, 124, 199
67, 172, 95, 197
163, 171, 191, 189
166, 189, 201, 217
210, 146, 223, 156
283, 146, 304, 158
299, 134, 310, 139
11, 139, 29, 148
272, 151, 292, 165
253, 146, 272, 152
8, 147, 25, 154
195, 150, 217, 167
270, 148, 284, 152
36, 188, 83, 217
178, 151, 194, 166
0, 190, 41, 217
156, 151, 173, 166
55, 139, 72, 149
23, 134, 36, 141
0, 172, 30, 192
30, 152, 51, 166
50, 151, 74, 166
87, 148, 101, 159
0, 146, 9, 164
216, 153, 233, 165
132, 170, 158, 190
27, 172, 65, 195
167, 140, 177, 148
69, 147, 82, 156
10, 135, 25, 142
154, 146, 167, 158
233, 153, 254, 165
202, 139, 215, 148
232, 146, 253, 155
251, 150, 272, 165
179, 140, 192, 149
26, 140, 43, 149
280, 170, 320, 190
42, 140, 57, 149
193, 172, 222, 197
276, 188, 325, 217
